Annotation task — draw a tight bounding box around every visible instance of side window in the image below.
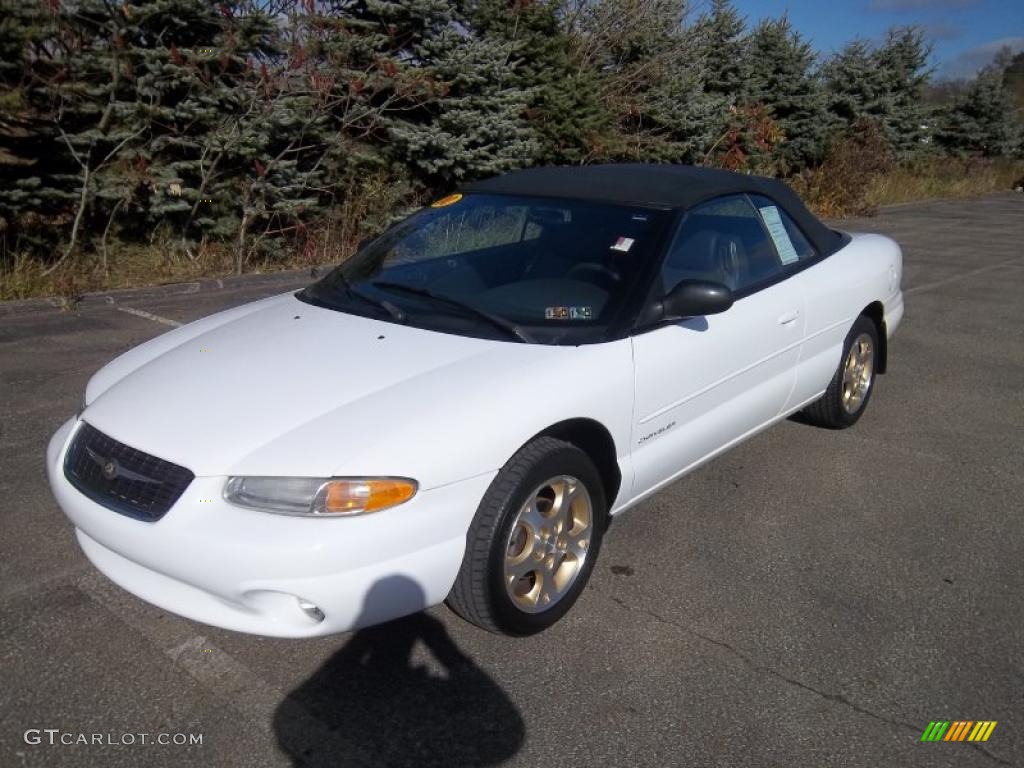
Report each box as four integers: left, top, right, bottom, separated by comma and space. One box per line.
660, 195, 783, 294
750, 195, 817, 264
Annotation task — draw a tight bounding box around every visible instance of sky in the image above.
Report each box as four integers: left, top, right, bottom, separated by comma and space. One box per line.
725, 0, 1024, 79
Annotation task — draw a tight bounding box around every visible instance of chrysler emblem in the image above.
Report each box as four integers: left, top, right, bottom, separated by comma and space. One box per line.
85, 446, 161, 485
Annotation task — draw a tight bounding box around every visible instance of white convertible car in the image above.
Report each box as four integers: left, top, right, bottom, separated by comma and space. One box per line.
47, 165, 904, 637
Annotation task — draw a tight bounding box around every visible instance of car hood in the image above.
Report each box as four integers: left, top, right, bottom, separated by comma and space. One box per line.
81, 293, 511, 478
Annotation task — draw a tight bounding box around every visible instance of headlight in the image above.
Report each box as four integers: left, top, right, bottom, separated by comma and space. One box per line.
223, 476, 417, 517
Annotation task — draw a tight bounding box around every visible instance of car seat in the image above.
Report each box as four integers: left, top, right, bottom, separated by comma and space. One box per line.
662, 229, 749, 292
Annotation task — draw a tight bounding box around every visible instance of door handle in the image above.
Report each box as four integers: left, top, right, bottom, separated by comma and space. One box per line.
777, 310, 800, 326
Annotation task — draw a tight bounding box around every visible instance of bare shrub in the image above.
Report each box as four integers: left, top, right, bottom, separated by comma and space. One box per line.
792, 119, 895, 218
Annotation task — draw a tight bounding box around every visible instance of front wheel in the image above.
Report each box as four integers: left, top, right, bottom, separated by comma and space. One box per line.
447, 437, 607, 635
803, 315, 879, 429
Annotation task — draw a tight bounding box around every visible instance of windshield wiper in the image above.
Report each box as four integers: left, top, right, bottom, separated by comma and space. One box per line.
371, 281, 535, 343
336, 271, 407, 321
305, 271, 406, 322
347, 284, 406, 323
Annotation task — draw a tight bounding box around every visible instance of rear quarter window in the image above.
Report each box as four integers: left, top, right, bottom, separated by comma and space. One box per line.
750, 194, 817, 264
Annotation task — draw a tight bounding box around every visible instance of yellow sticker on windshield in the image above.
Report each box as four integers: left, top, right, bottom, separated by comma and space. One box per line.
430, 193, 463, 208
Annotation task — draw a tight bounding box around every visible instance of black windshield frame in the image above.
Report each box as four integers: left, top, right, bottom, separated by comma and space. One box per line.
298, 193, 676, 345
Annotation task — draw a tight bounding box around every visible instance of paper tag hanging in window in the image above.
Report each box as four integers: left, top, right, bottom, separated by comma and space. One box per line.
758, 206, 800, 265
610, 237, 635, 252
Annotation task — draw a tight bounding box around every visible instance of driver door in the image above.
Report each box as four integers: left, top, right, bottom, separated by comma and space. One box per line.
630, 195, 805, 498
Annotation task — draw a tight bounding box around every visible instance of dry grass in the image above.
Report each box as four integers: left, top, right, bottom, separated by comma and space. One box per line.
791, 120, 896, 219
865, 157, 1024, 208
1, 243, 233, 302
3, 158, 1022, 302
0, 174, 415, 301
0, 233, 354, 302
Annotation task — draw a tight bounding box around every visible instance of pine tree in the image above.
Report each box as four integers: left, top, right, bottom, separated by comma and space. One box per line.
388, 27, 538, 185
0, 0, 67, 244
695, 0, 746, 99
742, 18, 827, 173
474, 0, 610, 164
822, 39, 880, 125
874, 28, 931, 155
998, 49, 1024, 121
823, 28, 930, 157
5, 0, 164, 269
937, 65, 1021, 157
565, 0, 724, 163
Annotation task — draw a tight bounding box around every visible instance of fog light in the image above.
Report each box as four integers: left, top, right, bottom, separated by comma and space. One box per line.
297, 599, 325, 623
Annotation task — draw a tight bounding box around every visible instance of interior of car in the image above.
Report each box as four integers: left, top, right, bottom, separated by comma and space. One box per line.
660, 211, 782, 295
383, 203, 659, 322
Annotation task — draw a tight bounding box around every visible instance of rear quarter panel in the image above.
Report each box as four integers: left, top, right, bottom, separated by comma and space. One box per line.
789, 233, 902, 407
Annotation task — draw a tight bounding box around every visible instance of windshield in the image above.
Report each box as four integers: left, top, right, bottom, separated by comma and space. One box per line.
299, 193, 671, 344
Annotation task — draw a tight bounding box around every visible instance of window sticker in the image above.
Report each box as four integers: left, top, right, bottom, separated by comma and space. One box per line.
545, 307, 592, 320
610, 236, 635, 252
758, 205, 800, 265
430, 193, 463, 208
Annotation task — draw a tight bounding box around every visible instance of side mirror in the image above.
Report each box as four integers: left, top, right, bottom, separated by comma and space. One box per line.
660, 280, 734, 320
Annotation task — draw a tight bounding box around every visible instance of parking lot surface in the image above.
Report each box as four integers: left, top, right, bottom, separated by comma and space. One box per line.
1, 194, 1021, 767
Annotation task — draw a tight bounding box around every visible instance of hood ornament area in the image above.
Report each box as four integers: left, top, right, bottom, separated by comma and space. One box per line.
85, 446, 162, 485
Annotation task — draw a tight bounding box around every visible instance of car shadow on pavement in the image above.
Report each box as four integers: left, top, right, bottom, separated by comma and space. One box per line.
273, 575, 524, 768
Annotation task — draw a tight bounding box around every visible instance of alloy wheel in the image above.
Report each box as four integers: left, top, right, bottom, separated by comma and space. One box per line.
503, 476, 593, 613
841, 333, 874, 414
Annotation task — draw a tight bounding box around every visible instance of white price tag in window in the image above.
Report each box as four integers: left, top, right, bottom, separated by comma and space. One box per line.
758, 206, 800, 265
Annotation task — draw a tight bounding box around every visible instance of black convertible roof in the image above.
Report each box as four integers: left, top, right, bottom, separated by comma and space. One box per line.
463, 163, 843, 256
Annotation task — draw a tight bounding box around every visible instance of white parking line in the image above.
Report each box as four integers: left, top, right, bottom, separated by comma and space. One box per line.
76, 572, 375, 767
116, 306, 183, 327
905, 256, 1023, 295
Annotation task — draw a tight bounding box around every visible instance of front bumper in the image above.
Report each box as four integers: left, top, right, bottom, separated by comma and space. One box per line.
47, 418, 495, 637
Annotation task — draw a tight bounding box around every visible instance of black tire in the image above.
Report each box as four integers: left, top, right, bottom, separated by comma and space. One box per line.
803, 315, 880, 429
447, 436, 607, 635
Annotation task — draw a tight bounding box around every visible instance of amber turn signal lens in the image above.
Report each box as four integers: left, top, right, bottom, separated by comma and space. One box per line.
318, 479, 417, 515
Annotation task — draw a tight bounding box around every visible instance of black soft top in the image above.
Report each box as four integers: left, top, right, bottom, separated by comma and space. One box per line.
463, 163, 843, 257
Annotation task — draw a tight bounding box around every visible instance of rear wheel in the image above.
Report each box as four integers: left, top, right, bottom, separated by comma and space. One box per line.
803, 315, 879, 429
447, 437, 607, 635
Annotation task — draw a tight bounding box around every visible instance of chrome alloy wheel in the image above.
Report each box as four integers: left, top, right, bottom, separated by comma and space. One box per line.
841, 333, 874, 414
503, 476, 593, 613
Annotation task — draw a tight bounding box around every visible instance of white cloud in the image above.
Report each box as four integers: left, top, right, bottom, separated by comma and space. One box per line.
920, 21, 965, 41
868, 0, 980, 10
940, 36, 1024, 78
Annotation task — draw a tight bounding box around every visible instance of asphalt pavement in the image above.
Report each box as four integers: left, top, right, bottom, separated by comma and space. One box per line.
1, 194, 1022, 767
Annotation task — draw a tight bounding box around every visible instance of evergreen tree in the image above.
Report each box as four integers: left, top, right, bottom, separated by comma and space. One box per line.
569, 0, 722, 162
0, 0, 67, 241
388, 27, 538, 185
2, 0, 168, 267
998, 50, 1024, 121
474, 0, 609, 164
822, 40, 879, 125
875, 28, 931, 155
937, 65, 1021, 157
695, 0, 746, 99
823, 28, 930, 157
742, 17, 827, 172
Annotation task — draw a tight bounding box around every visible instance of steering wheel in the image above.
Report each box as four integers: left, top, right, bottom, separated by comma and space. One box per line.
566, 262, 621, 286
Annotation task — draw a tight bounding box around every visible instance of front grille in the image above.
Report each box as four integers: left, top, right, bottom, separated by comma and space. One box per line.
63, 422, 194, 522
